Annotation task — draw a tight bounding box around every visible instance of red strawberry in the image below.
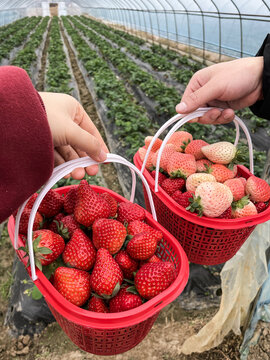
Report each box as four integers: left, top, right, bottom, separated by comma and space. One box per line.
144, 136, 163, 152
74, 180, 110, 226
126, 232, 157, 261
217, 206, 232, 219
49, 212, 65, 233
25, 193, 38, 209
171, 190, 182, 203
117, 202, 145, 224
174, 191, 194, 209
167, 153, 196, 179
53, 267, 91, 307
32, 229, 65, 266
88, 296, 109, 313
100, 192, 118, 218
109, 286, 142, 313
92, 218, 127, 255
64, 187, 77, 214
115, 250, 138, 279
140, 254, 162, 267
254, 202, 268, 213
62, 229, 96, 271
245, 176, 270, 202
150, 170, 168, 185
59, 215, 81, 239
161, 178, 185, 196
38, 189, 64, 218
184, 139, 209, 159
90, 248, 123, 297
19, 208, 43, 235
167, 131, 193, 152
135, 262, 177, 299
127, 220, 163, 243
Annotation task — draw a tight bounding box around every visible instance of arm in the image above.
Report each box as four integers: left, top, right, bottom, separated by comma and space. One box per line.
0, 66, 54, 222
250, 34, 270, 120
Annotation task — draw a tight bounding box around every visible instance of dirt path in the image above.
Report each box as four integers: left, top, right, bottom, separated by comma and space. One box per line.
36, 19, 51, 91
60, 21, 123, 196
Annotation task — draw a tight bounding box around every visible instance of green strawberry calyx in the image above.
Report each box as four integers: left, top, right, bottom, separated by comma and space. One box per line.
232, 195, 250, 210
186, 195, 204, 217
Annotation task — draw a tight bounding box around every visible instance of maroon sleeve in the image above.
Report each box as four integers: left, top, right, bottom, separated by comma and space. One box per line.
0, 66, 54, 223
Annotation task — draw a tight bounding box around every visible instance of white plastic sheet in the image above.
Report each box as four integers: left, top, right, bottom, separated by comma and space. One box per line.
179, 221, 270, 355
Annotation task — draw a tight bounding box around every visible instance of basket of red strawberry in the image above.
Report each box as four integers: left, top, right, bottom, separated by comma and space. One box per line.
8, 154, 189, 356
134, 108, 270, 266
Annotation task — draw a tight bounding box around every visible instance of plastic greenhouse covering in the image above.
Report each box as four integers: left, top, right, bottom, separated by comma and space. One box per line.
0, 0, 269, 59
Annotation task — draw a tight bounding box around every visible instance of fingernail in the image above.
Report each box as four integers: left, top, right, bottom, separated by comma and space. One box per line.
176, 102, 187, 113
97, 149, 107, 162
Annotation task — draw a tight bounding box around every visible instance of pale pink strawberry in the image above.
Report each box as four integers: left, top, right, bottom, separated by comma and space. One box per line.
117, 202, 145, 224
232, 196, 258, 218
238, 177, 247, 186
224, 178, 245, 201
151, 144, 177, 172
144, 136, 163, 152
196, 159, 212, 172
150, 170, 168, 185
127, 220, 163, 243
207, 164, 236, 183
167, 153, 196, 179
186, 173, 216, 193
161, 178, 185, 195
201, 142, 237, 164
184, 139, 209, 160
138, 147, 155, 170
245, 176, 270, 202
188, 182, 233, 218
167, 131, 193, 152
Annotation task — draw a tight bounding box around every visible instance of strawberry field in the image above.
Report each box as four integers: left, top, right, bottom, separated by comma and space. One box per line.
1, 13, 270, 360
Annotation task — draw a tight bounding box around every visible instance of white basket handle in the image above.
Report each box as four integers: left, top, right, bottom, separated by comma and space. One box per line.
14, 154, 157, 281
141, 107, 243, 173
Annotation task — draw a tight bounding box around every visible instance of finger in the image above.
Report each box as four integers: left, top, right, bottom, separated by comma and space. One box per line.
75, 103, 109, 153
213, 108, 235, 124
176, 80, 223, 114
197, 108, 222, 124
73, 147, 101, 176
66, 121, 107, 162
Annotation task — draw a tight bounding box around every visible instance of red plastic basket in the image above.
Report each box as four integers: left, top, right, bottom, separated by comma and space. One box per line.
134, 108, 270, 266
8, 154, 189, 356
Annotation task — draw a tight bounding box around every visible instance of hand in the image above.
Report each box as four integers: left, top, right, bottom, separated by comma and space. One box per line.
175, 57, 264, 124
39, 92, 109, 179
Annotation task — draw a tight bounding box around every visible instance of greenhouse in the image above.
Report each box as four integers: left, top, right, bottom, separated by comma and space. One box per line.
0, 1, 270, 359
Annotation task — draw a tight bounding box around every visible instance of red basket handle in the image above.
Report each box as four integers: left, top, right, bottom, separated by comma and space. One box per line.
14, 154, 157, 281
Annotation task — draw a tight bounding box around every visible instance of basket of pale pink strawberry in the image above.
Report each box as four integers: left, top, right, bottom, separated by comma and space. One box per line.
134, 108, 270, 265
8, 154, 189, 356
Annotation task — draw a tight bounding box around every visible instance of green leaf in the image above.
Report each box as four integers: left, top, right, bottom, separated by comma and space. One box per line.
31, 285, 43, 300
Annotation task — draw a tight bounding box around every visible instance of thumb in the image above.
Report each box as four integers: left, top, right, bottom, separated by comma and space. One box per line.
176, 80, 220, 114
66, 122, 107, 162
